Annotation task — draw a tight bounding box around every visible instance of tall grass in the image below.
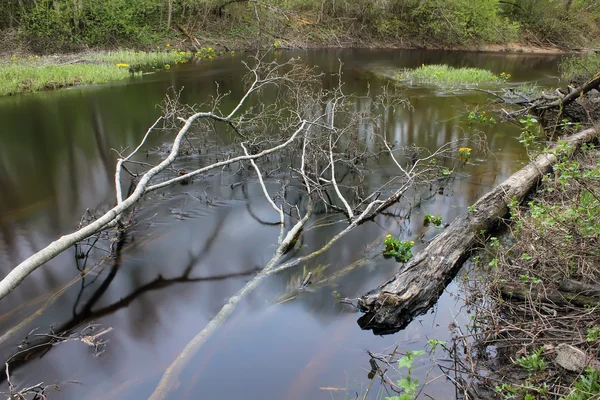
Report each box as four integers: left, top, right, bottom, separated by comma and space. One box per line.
397, 64, 504, 86
0, 50, 195, 96
0, 64, 132, 96
90, 49, 194, 71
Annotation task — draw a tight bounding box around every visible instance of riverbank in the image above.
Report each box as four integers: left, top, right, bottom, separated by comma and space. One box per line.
0, 49, 197, 96
455, 133, 600, 398
0, 37, 575, 98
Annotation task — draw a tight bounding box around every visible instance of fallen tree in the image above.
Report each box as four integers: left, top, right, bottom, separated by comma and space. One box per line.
357, 126, 600, 335
0, 55, 480, 397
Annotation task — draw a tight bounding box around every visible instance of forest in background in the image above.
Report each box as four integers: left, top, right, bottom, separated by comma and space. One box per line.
1, 0, 599, 52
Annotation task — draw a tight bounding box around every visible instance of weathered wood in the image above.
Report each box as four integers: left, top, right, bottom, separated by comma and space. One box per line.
357, 127, 599, 335
543, 73, 600, 109
500, 283, 599, 308
558, 279, 600, 299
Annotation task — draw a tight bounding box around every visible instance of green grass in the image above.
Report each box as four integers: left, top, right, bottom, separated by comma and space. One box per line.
396, 64, 505, 87
89, 49, 194, 72
0, 49, 195, 96
0, 64, 132, 96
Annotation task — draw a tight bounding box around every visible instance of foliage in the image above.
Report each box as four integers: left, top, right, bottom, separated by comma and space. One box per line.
382, 0, 519, 44
559, 53, 600, 83
562, 367, 600, 400
496, 381, 549, 400
386, 349, 426, 400
383, 234, 414, 263
197, 47, 217, 59
518, 115, 540, 154
423, 214, 442, 227
91, 50, 194, 72
470, 142, 600, 400
468, 110, 497, 126
2, 0, 597, 50
20, 0, 165, 50
499, 0, 600, 47
514, 348, 546, 375
398, 64, 501, 87
458, 147, 473, 162
586, 328, 600, 343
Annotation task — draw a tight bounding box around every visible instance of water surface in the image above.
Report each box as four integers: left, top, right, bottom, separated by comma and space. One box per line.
0, 49, 561, 399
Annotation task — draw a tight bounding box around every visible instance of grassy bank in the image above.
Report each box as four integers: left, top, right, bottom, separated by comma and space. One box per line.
0, 49, 195, 96
396, 64, 509, 87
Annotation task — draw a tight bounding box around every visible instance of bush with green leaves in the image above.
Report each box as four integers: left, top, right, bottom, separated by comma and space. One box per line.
559, 53, 600, 83
21, 0, 164, 49
423, 214, 442, 227
383, 234, 414, 263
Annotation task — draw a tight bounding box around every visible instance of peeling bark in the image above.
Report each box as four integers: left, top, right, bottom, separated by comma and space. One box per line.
357, 127, 600, 335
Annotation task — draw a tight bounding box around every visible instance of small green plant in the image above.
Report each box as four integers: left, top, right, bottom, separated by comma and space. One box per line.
386, 349, 426, 400
498, 71, 512, 82
468, 205, 478, 214
488, 258, 499, 268
424, 214, 442, 227
563, 367, 600, 400
426, 339, 447, 352
586, 327, 600, 342
383, 234, 414, 263
197, 47, 216, 59
468, 110, 497, 126
518, 115, 539, 151
458, 147, 473, 162
496, 381, 549, 400
489, 236, 500, 248
514, 348, 545, 375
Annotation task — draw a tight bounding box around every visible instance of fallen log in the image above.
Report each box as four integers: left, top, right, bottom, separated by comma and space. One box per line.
357, 127, 599, 335
558, 279, 600, 299
500, 283, 598, 308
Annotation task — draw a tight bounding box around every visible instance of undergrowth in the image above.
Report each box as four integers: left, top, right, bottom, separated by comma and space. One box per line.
456, 141, 600, 399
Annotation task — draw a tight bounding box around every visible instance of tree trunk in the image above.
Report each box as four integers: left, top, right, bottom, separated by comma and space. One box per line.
357, 127, 600, 335
167, 0, 173, 30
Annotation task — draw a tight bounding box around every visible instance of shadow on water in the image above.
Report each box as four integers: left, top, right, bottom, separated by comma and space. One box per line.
0, 49, 561, 399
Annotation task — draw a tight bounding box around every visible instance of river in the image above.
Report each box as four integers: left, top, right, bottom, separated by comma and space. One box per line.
0, 49, 561, 399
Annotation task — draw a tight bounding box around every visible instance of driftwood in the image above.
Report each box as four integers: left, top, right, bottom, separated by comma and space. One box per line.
357, 127, 600, 335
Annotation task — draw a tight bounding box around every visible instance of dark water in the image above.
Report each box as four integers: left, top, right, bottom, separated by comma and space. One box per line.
0, 49, 561, 399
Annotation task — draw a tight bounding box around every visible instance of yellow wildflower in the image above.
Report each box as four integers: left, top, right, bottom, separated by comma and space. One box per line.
459, 147, 472, 152
410, 241, 415, 245
116, 63, 129, 67
386, 234, 392, 238
166, 43, 171, 47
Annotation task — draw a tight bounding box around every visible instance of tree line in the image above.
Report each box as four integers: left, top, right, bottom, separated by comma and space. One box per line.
1, 0, 598, 51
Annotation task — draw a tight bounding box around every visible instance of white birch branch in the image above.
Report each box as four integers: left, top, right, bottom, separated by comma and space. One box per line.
0, 113, 306, 301
329, 135, 355, 220
115, 117, 162, 204
241, 142, 285, 244
148, 200, 313, 400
